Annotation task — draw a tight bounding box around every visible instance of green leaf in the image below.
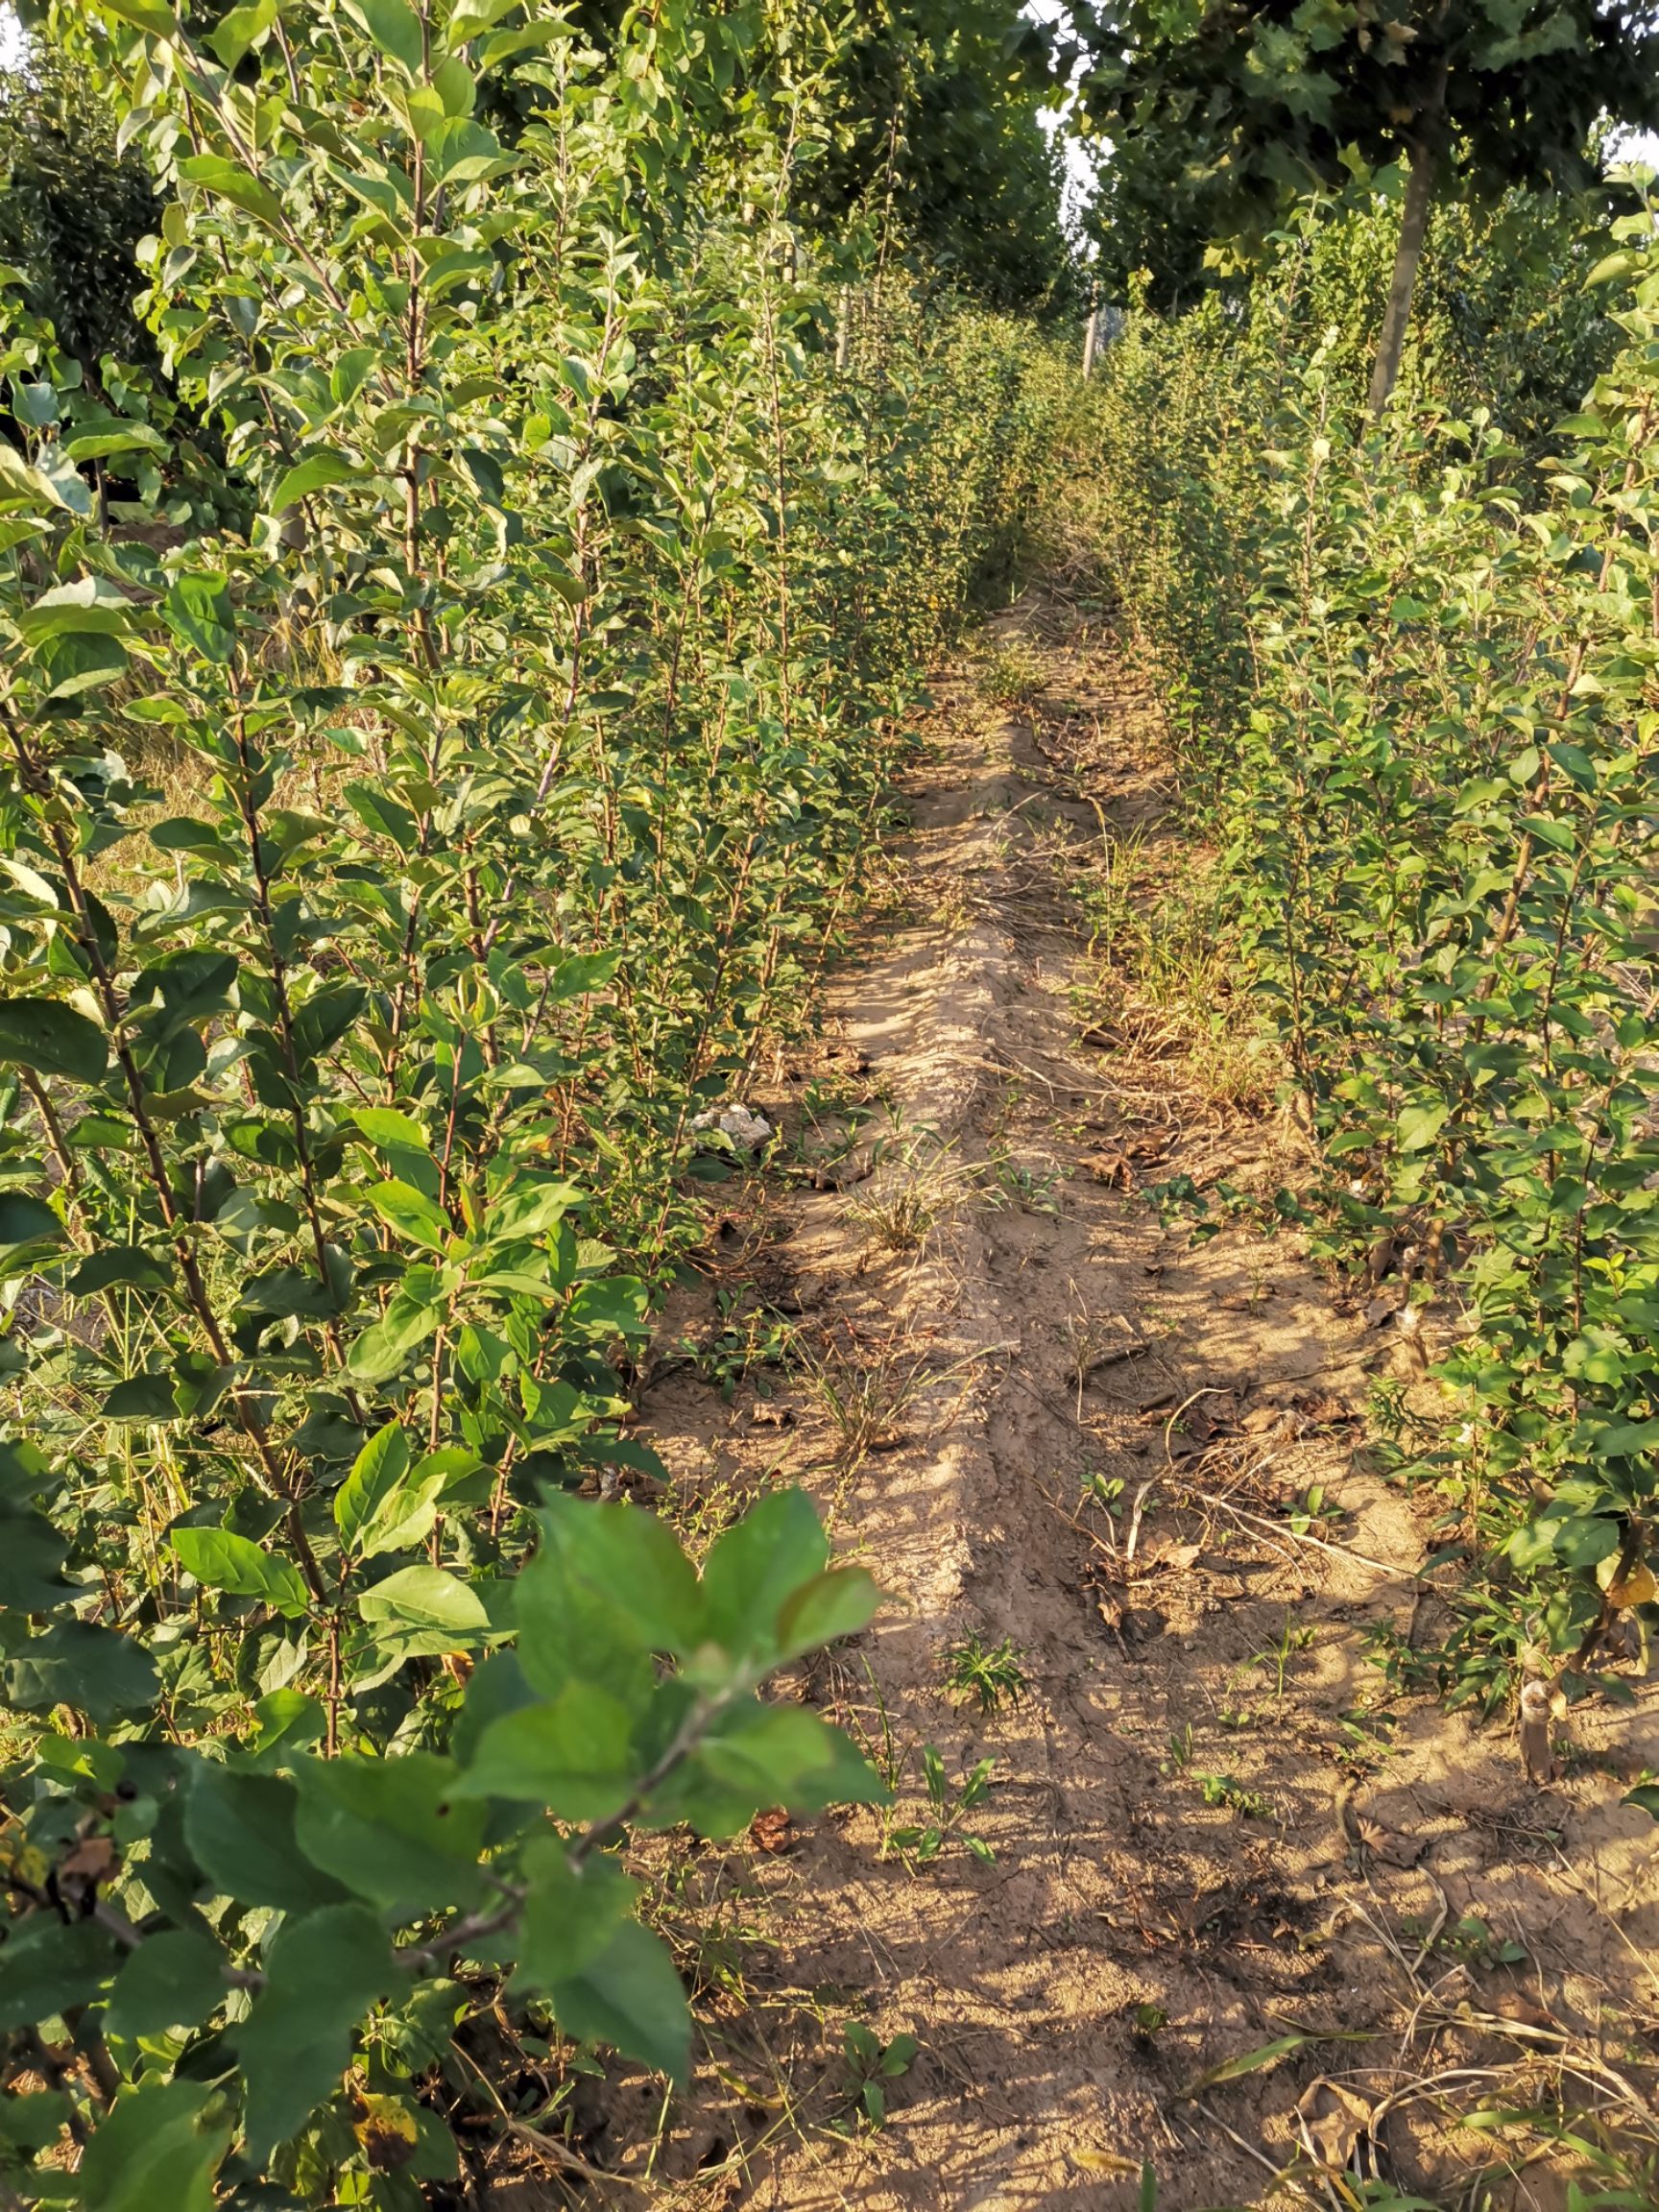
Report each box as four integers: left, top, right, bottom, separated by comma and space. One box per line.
685, 1703, 886, 1832
95, 0, 180, 31
544, 1916, 689, 2084
1586, 250, 1637, 287
30, 447, 94, 517
131, 949, 238, 1025
3, 1620, 156, 1721
268, 448, 365, 515
699, 1487, 830, 1664
0, 1916, 118, 2031
67, 1245, 174, 1296
0, 2088, 70, 2154
0, 1190, 65, 1266
335, 1421, 411, 1552
78, 2080, 231, 2212
0, 998, 108, 1085
536, 1494, 704, 1656
0, 1506, 76, 1612
1181, 2031, 1322, 2096
176, 154, 284, 227
774, 1566, 881, 1661
292, 1752, 486, 1916
1552, 1517, 1621, 1571
39, 628, 131, 701
235, 1903, 396, 2159
342, 0, 426, 73
511, 1835, 635, 1987
1623, 1784, 1659, 1821
104, 1929, 227, 2042
349, 1289, 443, 1382
344, 781, 420, 851
485, 1179, 586, 1240
357, 1564, 489, 1637
1592, 1420, 1659, 1459
367, 1178, 451, 1251
103, 1370, 179, 1423
453, 1683, 637, 1819
207, 0, 277, 65
247, 1687, 327, 1764
163, 573, 236, 662
350, 1106, 431, 1154
1395, 1102, 1448, 1155
184, 1763, 351, 1913
171, 1527, 311, 1619
102, 0, 184, 29
446, 0, 521, 41
63, 420, 167, 464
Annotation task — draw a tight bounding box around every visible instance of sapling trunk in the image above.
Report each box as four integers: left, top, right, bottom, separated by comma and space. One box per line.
1366, 129, 1438, 419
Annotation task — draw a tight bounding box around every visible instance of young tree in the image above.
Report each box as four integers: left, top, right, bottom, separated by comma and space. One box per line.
0, 32, 158, 371
1073, 0, 1659, 411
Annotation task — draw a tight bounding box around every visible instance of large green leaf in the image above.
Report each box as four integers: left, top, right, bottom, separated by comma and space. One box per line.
268, 449, 365, 514
334, 1421, 410, 1553
78, 2079, 230, 2212
0, 1916, 118, 2031
341, 0, 425, 73
348, 1289, 444, 1382
95, 0, 180, 32
0, 1191, 67, 1267
171, 1527, 311, 1620
543, 1917, 689, 2084
2, 1620, 156, 1721
698, 1488, 830, 1665
357, 1564, 489, 1636
367, 1179, 451, 1251
235, 1904, 396, 2159
292, 1751, 487, 1917
207, 0, 278, 66
176, 154, 285, 228
0, 999, 108, 1085
774, 1566, 882, 1662
104, 1929, 227, 2043
510, 1836, 634, 1988
536, 1493, 704, 1655
162, 572, 236, 662
453, 1683, 637, 1819
184, 1764, 351, 1915
675, 1701, 887, 1837
0, 1506, 76, 1612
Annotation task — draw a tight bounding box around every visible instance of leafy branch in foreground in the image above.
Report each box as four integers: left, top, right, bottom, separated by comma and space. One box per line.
0, 1486, 885, 2201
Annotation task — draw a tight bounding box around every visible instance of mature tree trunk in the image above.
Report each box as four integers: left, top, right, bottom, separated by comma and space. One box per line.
1366, 130, 1439, 418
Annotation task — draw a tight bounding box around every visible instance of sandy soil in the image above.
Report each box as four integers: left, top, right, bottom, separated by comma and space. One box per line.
493, 591, 1659, 2212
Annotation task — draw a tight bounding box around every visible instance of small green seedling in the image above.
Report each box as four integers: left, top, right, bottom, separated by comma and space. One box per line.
942, 1630, 1026, 1715
986, 1145, 1061, 1215
1161, 1721, 1195, 1775
1251, 1609, 1316, 1699
841, 2022, 919, 2128
1082, 1467, 1125, 1514
1199, 1771, 1273, 1819
1287, 1483, 1342, 1536
887, 1744, 997, 1867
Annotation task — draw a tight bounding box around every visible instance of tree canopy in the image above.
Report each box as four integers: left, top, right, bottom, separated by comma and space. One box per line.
1072, 0, 1659, 401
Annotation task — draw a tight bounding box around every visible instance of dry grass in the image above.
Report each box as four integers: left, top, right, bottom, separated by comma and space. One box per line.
1070, 831, 1278, 1118
844, 1126, 976, 1255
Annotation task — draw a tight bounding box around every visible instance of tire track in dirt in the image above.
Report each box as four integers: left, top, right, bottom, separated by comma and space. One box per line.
523, 590, 1659, 2212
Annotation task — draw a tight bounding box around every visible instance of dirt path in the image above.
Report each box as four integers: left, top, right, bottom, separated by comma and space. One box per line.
507, 589, 1659, 2212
